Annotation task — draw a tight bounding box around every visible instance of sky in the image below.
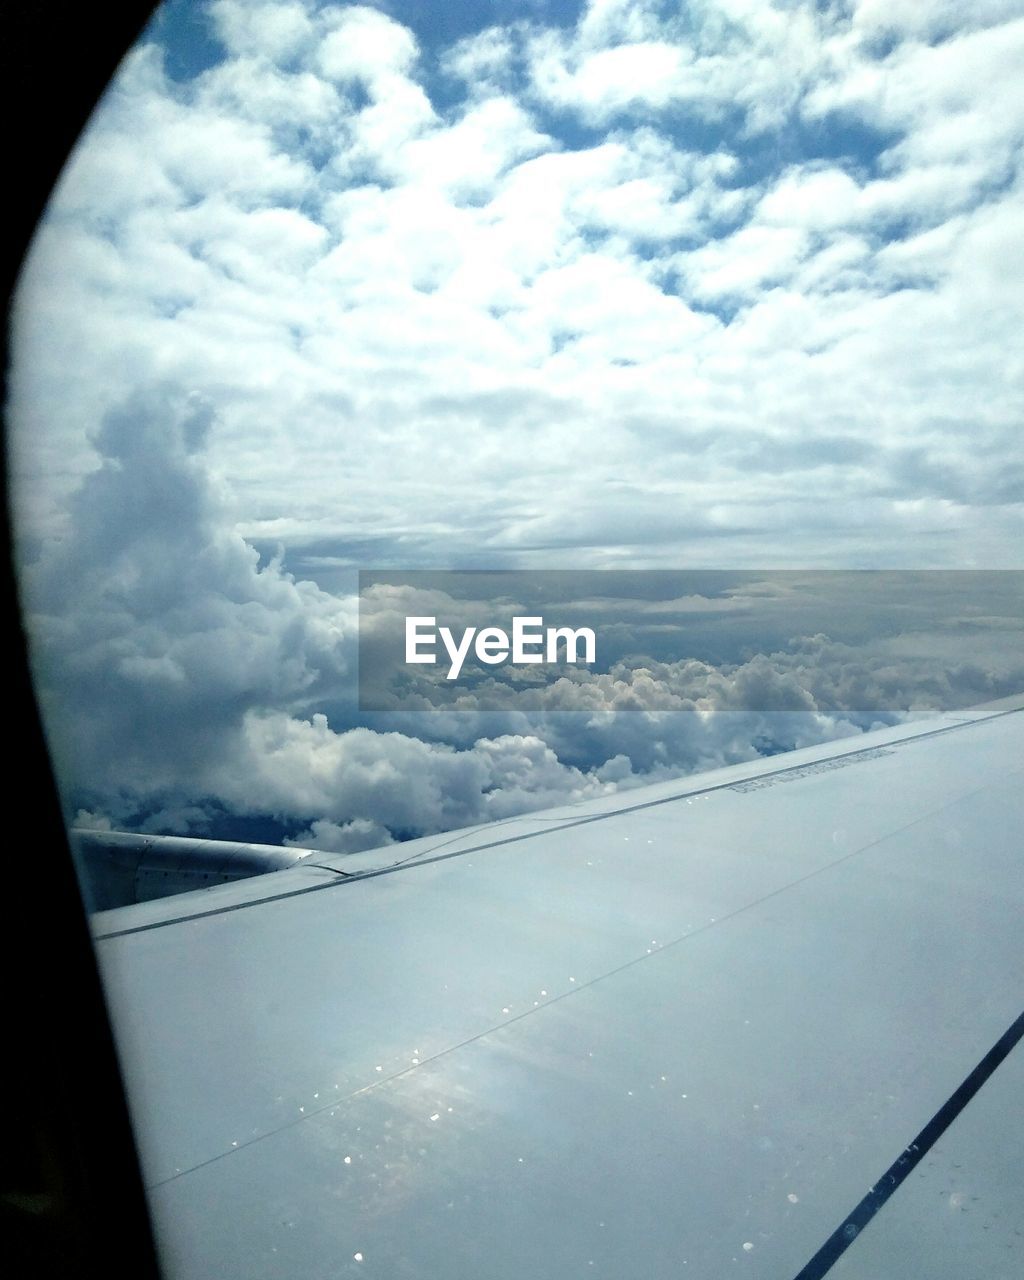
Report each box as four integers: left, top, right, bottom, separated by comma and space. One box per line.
8, 0, 1024, 852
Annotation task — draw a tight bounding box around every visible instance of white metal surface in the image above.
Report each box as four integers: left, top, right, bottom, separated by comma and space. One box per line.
93, 698, 1024, 1278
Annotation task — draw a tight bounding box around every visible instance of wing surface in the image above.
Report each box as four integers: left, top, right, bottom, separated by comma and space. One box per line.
92, 696, 1024, 1278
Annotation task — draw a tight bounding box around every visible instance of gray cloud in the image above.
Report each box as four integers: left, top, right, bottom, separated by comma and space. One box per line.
21, 385, 355, 812
21, 419, 1021, 851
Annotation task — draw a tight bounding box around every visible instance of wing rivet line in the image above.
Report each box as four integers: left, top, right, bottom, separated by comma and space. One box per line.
791, 1009, 1024, 1280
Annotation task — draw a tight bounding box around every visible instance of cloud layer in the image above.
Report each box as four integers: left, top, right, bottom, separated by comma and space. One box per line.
21, 387, 1021, 849
11, 0, 1024, 569
10, 2, 1024, 851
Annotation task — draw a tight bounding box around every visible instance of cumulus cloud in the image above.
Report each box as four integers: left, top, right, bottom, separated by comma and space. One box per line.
219, 716, 620, 837
284, 817, 395, 854
20, 385, 354, 815
8, 2, 1024, 854
21, 399, 1019, 853
12, 0, 1024, 571
525, 0, 831, 131
356, 576, 1024, 775
210, 0, 317, 62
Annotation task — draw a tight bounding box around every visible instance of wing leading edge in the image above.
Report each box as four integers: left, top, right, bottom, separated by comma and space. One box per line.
93, 696, 1024, 1278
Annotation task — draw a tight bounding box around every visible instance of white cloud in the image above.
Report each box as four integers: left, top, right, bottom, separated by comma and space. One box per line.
526, 0, 831, 131
9, 0, 1024, 847
19, 386, 355, 807
317, 4, 419, 81
285, 817, 395, 853
849, 0, 1024, 42
199, 54, 344, 136
807, 14, 1024, 182
530, 38, 695, 118
209, 0, 317, 62
15, 383, 1023, 846
442, 26, 518, 93
397, 95, 552, 196
16, 0, 1019, 574
218, 716, 618, 834
757, 167, 863, 232
680, 224, 809, 300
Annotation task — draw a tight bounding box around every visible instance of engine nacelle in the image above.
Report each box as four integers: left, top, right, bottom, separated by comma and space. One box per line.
70, 829, 314, 911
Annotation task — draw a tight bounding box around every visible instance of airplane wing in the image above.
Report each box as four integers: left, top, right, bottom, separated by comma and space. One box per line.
90, 695, 1024, 1279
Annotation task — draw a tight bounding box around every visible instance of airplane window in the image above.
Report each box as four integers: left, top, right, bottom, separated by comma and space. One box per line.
6, 2, 1023, 1278
10, 0, 1023, 874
